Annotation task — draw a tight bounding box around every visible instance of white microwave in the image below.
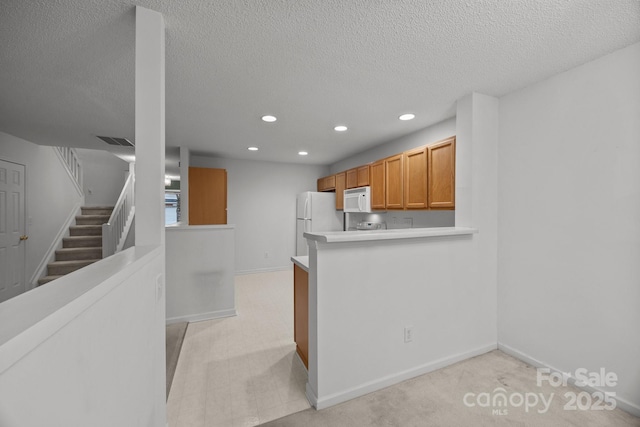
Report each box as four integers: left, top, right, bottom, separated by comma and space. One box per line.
344, 186, 372, 213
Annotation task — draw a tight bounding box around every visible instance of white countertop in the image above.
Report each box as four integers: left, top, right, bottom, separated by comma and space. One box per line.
303, 227, 477, 243
291, 256, 309, 271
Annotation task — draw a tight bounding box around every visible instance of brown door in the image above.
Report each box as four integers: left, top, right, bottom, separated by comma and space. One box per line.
189, 167, 227, 225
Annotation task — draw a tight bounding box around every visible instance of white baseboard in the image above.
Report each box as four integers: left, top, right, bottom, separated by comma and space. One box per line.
165, 308, 237, 325
235, 266, 291, 275
312, 343, 497, 410
498, 342, 640, 418
29, 202, 83, 288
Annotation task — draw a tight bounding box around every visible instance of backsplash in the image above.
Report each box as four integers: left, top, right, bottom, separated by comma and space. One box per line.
346, 210, 454, 230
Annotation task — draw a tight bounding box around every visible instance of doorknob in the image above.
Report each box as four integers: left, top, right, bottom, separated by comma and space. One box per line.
20, 235, 29, 241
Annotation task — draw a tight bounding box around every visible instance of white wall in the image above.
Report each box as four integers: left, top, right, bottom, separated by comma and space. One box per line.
166, 225, 236, 323
329, 117, 456, 173
0, 132, 84, 287
497, 42, 640, 414
76, 148, 130, 206
190, 156, 328, 273
0, 8, 167, 427
306, 93, 499, 409
0, 247, 165, 427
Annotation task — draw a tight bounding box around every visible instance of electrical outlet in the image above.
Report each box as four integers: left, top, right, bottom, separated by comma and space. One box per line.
404, 326, 414, 343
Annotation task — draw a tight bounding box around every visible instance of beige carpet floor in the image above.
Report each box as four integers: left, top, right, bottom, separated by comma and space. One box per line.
166, 322, 188, 397
262, 350, 640, 427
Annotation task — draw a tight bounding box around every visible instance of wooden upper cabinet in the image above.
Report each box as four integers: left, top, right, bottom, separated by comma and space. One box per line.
370, 160, 386, 210
346, 168, 358, 189
317, 175, 336, 192
404, 146, 428, 209
428, 136, 456, 209
335, 172, 346, 210
344, 165, 370, 190
357, 165, 370, 187
385, 154, 404, 209
189, 167, 227, 225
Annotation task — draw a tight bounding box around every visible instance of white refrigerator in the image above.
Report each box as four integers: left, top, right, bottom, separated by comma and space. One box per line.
296, 192, 344, 256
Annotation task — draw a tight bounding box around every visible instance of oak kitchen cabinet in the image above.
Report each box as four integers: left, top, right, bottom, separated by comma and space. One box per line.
384, 154, 404, 209
189, 167, 227, 225
293, 263, 309, 368
317, 175, 336, 192
335, 172, 346, 210
428, 136, 456, 209
346, 165, 370, 189
370, 159, 386, 210
404, 146, 428, 209
346, 168, 358, 189
356, 165, 370, 187
316, 136, 454, 211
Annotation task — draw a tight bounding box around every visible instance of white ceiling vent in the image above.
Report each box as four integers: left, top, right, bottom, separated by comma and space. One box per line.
97, 136, 135, 147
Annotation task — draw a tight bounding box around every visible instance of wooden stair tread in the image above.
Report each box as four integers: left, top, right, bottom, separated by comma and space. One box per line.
56, 247, 102, 252
48, 259, 100, 266
38, 275, 65, 285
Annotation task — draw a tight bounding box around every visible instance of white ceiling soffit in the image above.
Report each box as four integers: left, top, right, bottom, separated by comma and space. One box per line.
1, 1, 639, 166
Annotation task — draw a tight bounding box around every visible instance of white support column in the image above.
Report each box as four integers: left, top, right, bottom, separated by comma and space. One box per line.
179, 146, 190, 224
455, 92, 499, 229
135, 7, 166, 425
135, 6, 166, 247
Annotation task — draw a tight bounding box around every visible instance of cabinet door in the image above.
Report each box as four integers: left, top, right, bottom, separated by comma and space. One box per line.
370, 160, 385, 209
357, 165, 370, 187
404, 146, 428, 209
335, 172, 346, 210
346, 168, 358, 189
428, 136, 456, 209
317, 175, 336, 192
189, 167, 227, 224
293, 264, 309, 369
385, 154, 404, 209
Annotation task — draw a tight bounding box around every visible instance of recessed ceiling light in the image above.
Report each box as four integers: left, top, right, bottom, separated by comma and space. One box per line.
248, 146, 259, 151
334, 125, 348, 132
261, 115, 277, 122
399, 113, 415, 121
298, 151, 308, 156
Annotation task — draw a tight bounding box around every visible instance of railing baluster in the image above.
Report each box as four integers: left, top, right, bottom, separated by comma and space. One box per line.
101, 168, 135, 258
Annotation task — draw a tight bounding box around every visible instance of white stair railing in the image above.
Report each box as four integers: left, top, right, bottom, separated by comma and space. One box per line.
102, 168, 135, 258
55, 146, 83, 195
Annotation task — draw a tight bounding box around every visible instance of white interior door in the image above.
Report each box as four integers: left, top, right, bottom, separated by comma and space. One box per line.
0, 160, 26, 303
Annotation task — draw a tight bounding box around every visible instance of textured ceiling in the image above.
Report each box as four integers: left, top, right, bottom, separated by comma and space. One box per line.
1, 0, 639, 172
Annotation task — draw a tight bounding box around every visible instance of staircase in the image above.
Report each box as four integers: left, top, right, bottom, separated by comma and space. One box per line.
38, 206, 114, 285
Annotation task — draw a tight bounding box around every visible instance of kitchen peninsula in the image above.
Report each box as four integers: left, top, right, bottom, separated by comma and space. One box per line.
297, 226, 498, 410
